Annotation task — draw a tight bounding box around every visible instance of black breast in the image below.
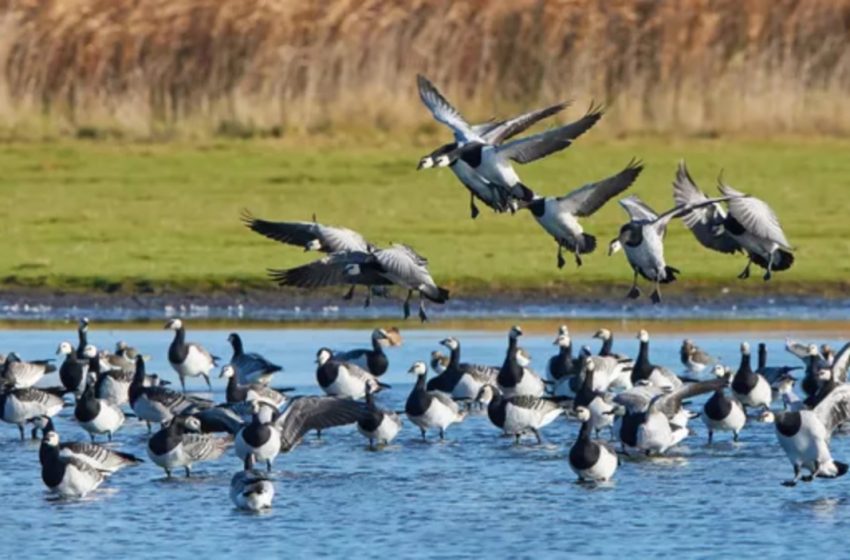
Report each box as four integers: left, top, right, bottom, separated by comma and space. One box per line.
316, 363, 339, 388
427, 368, 462, 393
60, 358, 84, 391
168, 330, 188, 364
528, 198, 546, 218
704, 391, 733, 421
367, 352, 389, 377
74, 389, 101, 422
243, 422, 272, 448
724, 215, 746, 235
731, 371, 758, 395
569, 438, 601, 470
620, 412, 644, 447
358, 409, 384, 433
459, 144, 484, 168
623, 224, 643, 247
775, 412, 802, 438
40, 446, 65, 488
405, 384, 432, 417
226, 377, 248, 403
148, 426, 182, 455
486, 398, 507, 429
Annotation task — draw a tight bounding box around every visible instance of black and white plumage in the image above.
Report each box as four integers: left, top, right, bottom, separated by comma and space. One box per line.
730, 342, 772, 410
609, 194, 739, 303
702, 365, 747, 444
220, 365, 289, 410
572, 358, 617, 436
274, 395, 369, 452
592, 328, 631, 361
0, 352, 55, 388
40, 431, 106, 498
33, 416, 142, 472
74, 359, 125, 442
717, 182, 794, 281
569, 407, 619, 483
483, 387, 565, 444
148, 415, 231, 477
426, 337, 498, 401
631, 330, 682, 390
242, 210, 370, 253
75, 317, 89, 359
57, 341, 89, 398
227, 332, 283, 385
672, 160, 742, 256
129, 356, 212, 429
522, 160, 642, 268
430, 351, 450, 375
496, 326, 546, 398
680, 339, 714, 374
315, 348, 387, 399
357, 386, 402, 449
405, 361, 466, 440
165, 318, 218, 392
230, 454, 275, 512
756, 343, 801, 385
547, 326, 580, 383
759, 384, 850, 486
235, 402, 281, 472
0, 385, 65, 440
333, 328, 392, 377
268, 244, 449, 321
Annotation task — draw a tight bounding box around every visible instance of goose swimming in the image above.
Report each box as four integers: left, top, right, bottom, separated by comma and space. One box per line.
227, 332, 283, 385
357, 385, 403, 449
315, 348, 387, 399
40, 431, 106, 498
572, 358, 617, 437
702, 365, 746, 444
57, 341, 89, 398
230, 454, 275, 512
497, 326, 546, 398
569, 407, 619, 483
759, 384, 850, 486
548, 326, 578, 382
405, 361, 466, 440
165, 318, 218, 392
521, 159, 642, 268
147, 415, 231, 478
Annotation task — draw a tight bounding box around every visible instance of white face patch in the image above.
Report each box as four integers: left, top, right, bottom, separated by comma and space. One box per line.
435, 155, 451, 167
515, 350, 531, 368
418, 157, 434, 169
83, 344, 98, 358
306, 239, 322, 251
316, 349, 331, 365
45, 432, 60, 446
638, 330, 649, 343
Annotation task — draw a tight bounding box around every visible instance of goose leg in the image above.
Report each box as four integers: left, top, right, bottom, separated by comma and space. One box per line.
650, 281, 662, 304
470, 193, 479, 219
266, 460, 273, 472
364, 287, 372, 308
782, 464, 801, 487
203, 373, 212, 391
369, 438, 375, 451
574, 248, 582, 267
439, 428, 445, 441
343, 285, 355, 300
420, 428, 427, 441
179, 375, 186, 393
532, 428, 542, 445
165, 468, 172, 479
146, 421, 152, 433
17, 424, 24, 441
108, 432, 113, 443
316, 429, 322, 440
627, 270, 641, 299
763, 250, 774, 281
403, 290, 413, 320
90, 433, 95, 443
707, 430, 713, 445
733, 430, 739, 443
514, 434, 521, 445
185, 466, 191, 478
31, 425, 40, 440
418, 294, 428, 323
557, 245, 566, 269
737, 258, 752, 279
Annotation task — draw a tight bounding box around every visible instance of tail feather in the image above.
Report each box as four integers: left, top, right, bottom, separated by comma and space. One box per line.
512, 182, 536, 202
661, 266, 680, 284
833, 460, 849, 478
423, 286, 450, 304
579, 233, 597, 254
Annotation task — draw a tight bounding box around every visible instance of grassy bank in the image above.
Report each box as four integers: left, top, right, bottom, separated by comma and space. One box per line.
1, 136, 849, 299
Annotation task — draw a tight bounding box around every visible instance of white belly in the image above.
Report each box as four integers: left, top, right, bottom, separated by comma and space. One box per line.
236, 430, 282, 463
98, 376, 130, 406
324, 369, 366, 399
702, 401, 746, 433
573, 445, 618, 482
81, 403, 125, 435
735, 376, 772, 408
358, 415, 402, 444
453, 374, 485, 401
148, 442, 191, 470
172, 346, 212, 378
54, 465, 102, 498
503, 371, 545, 398
409, 400, 459, 431
637, 412, 676, 453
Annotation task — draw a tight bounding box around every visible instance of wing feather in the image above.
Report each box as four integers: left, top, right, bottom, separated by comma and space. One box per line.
557, 159, 643, 217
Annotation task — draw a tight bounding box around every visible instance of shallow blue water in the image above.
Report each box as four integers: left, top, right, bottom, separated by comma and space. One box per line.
2, 326, 850, 559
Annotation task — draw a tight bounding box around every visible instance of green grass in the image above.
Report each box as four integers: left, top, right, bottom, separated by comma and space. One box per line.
1, 136, 849, 297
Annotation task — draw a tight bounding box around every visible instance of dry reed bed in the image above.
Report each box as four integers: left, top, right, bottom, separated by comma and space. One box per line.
0, 0, 848, 138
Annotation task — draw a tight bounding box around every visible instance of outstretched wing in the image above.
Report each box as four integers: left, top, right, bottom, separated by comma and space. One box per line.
618, 195, 659, 222
814, 384, 850, 435
653, 379, 726, 419
241, 211, 368, 253
480, 102, 570, 145
495, 105, 603, 164
276, 396, 368, 451
718, 183, 791, 249
556, 159, 643, 217
267, 251, 389, 288
830, 342, 850, 383
417, 74, 475, 142
672, 161, 741, 254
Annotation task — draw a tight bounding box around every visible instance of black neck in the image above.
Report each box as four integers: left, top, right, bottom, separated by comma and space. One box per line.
600, 338, 613, 356
230, 334, 244, 357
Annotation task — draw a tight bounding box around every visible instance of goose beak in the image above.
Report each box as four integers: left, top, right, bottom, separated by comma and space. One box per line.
608, 240, 622, 256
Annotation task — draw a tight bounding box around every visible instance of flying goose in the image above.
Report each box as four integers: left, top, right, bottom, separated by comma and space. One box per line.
758, 384, 850, 486
497, 326, 546, 398
717, 181, 794, 281
231, 454, 275, 512
730, 342, 772, 410
165, 318, 219, 391
426, 337, 499, 401
242, 210, 370, 253
129, 356, 212, 430
521, 160, 643, 268
609, 194, 741, 302
0, 385, 65, 440
40, 431, 106, 498
227, 332, 283, 385
702, 365, 746, 444
270, 244, 449, 321
32, 416, 142, 472
416, 74, 572, 217
0, 353, 55, 388
631, 329, 682, 390
235, 401, 282, 472
74, 356, 126, 442
57, 341, 89, 398
615, 378, 725, 455
333, 328, 393, 377
672, 160, 742, 256
482, 387, 565, 444
147, 415, 231, 478
357, 385, 403, 450
220, 365, 289, 409
569, 406, 619, 483
315, 348, 388, 399
405, 361, 466, 440
680, 339, 714, 374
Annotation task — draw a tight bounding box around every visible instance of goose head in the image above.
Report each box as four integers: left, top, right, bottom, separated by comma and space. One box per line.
807, 344, 819, 357
304, 239, 323, 252
219, 364, 237, 379
584, 356, 596, 373
592, 328, 611, 341
430, 351, 449, 374
407, 361, 428, 377
44, 431, 60, 448
509, 325, 523, 340
740, 342, 751, 355
757, 410, 776, 424
775, 374, 796, 395
607, 239, 623, 256
440, 337, 459, 351
315, 348, 333, 366
82, 344, 98, 359
56, 341, 74, 356
182, 416, 202, 433
573, 406, 592, 423
372, 328, 390, 344
475, 384, 498, 405
554, 333, 570, 347
78, 317, 89, 330
164, 318, 183, 331
637, 329, 650, 343
515, 348, 532, 368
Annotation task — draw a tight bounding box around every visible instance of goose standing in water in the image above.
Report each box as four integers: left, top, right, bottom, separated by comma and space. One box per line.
31, 416, 142, 472
129, 357, 212, 431
759, 384, 850, 486
40, 431, 106, 498
569, 407, 619, 483
717, 181, 794, 281
731, 342, 772, 411
631, 330, 682, 389
75, 356, 125, 442
231, 454, 275, 512
57, 341, 89, 398
219, 365, 289, 410
227, 332, 282, 385
0, 353, 56, 389
315, 348, 387, 399
702, 365, 747, 444
756, 343, 801, 384
481, 387, 565, 444
521, 160, 643, 268
147, 415, 231, 478
333, 328, 393, 377
165, 318, 219, 392
497, 326, 546, 398
593, 328, 630, 360
274, 395, 369, 453
405, 361, 465, 441
0, 385, 64, 440
680, 339, 714, 374
357, 385, 402, 450
75, 317, 89, 359
430, 351, 450, 375
427, 337, 498, 401
573, 358, 617, 437
548, 326, 577, 382
609, 194, 738, 303
235, 401, 281, 472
